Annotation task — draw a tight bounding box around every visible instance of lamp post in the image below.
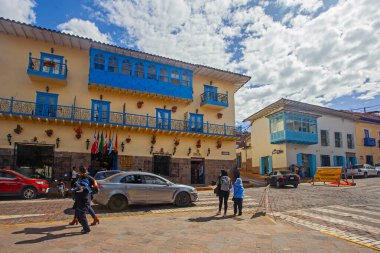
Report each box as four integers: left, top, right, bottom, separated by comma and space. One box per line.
187, 147, 192, 156
86, 139, 90, 150
207, 148, 211, 156
55, 138, 60, 148
6, 134, 12, 146
121, 142, 125, 152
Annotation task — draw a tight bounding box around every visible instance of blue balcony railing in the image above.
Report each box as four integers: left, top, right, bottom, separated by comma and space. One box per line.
200, 91, 228, 107
271, 130, 318, 144
0, 97, 241, 137
27, 54, 67, 82
364, 137, 376, 147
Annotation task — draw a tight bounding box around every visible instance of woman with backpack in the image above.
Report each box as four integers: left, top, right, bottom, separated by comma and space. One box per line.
216, 170, 232, 217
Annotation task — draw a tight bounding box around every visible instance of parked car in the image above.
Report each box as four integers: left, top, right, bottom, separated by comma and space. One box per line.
346, 164, 377, 178
93, 171, 198, 211
94, 170, 121, 180
375, 163, 380, 176
0, 169, 49, 199
265, 170, 300, 188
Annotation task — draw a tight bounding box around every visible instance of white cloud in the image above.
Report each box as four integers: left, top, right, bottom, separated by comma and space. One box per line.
0, 0, 36, 23
57, 18, 111, 44
93, 0, 380, 122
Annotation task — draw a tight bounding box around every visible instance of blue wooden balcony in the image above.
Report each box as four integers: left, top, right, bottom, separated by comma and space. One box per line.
27, 52, 67, 85
88, 48, 193, 103
364, 137, 376, 147
270, 130, 318, 144
0, 97, 241, 138
200, 91, 228, 108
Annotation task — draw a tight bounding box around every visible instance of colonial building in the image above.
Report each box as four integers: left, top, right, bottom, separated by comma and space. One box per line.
244, 99, 357, 176
0, 18, 250, 185
352, 112, 380, 165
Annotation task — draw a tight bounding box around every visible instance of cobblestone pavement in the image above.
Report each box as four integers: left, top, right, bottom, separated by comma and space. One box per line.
0, 177, 379, 251
0, 212, 374, 253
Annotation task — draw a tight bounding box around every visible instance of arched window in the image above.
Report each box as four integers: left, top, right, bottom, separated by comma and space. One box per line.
147, 65, 156, 80
159, 67, 168, 82
135, 62, 144, 78
171, 70, 180, 84
94, 54, 105, 70
108, 56, 118, 73
182, 72, 190, 86
122, 59, 131, 75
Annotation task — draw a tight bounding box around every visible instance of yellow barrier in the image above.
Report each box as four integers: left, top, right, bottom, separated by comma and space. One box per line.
313, 167, 342, 185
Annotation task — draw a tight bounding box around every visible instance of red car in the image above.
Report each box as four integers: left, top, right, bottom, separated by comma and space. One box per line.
0, 169, 49, 199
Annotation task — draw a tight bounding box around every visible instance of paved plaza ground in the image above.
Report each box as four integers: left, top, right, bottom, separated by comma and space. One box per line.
0, 177, 379, 252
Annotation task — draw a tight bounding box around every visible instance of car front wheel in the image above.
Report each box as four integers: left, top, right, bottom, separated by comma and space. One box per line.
293, 184, 298, 188
108, 195, 128, 211
22, 187, 37, 199
377, 171, 380, 177
175, 192, 191, 207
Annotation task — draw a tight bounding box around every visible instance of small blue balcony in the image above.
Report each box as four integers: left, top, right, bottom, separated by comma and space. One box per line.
364, 137, 376, 147
27, 52, 67, 85
270, 130, 319, 144
200, 91, 228, 109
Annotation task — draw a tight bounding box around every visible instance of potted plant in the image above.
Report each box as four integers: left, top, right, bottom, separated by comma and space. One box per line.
137, 101, 144, 109
217, 113, 223, 119
216, 140, 222, 149
196, 139, 201, 148
151, 134, 156, 145
45, 129, 54, 137
14, 124, 23, 134
43, 60, 55, 68
126, 135, 131, 143
174, 138, 180, 146
73, 126, 83, 139
171, 106, 177, 113
32, 136, 38, 142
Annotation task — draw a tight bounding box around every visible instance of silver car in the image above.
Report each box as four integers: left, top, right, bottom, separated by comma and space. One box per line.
93, 171, 198, 211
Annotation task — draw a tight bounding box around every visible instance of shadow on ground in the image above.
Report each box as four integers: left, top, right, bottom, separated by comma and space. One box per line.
13, 225, 83, 244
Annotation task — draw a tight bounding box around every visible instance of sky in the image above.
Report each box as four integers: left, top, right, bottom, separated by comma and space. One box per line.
1, 0, 379, 125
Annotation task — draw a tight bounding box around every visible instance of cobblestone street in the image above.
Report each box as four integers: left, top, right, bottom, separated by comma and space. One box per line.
1, 177, 379, 251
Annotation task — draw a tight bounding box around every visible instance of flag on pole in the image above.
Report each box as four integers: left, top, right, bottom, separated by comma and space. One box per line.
104, 130, 108, 154
115, 133, 118, 153
108, 131, 114, 155
99, 131, 104, 154
91, 129, 98, 154
96, 131, 100, 152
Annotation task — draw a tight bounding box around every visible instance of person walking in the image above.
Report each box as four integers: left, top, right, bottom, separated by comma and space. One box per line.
233, 178, 245, 216
69, 166, 100, 226
71, 177, 91, 234
71, 166, 78, 188
216, 170, 232, 217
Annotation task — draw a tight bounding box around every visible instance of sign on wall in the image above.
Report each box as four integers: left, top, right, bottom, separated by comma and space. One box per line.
313, 167, 342, 185
221, 151, 230, 155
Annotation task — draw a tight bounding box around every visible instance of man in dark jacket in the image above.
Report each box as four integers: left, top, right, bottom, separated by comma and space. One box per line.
72, 178, 91, 234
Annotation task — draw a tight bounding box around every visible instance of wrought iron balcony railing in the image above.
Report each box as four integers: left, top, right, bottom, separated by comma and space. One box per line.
0, 97, 241, 137
27, 53, 68, 80
200, 91, 228, 107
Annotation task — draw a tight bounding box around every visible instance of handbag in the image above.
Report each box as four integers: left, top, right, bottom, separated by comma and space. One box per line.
213, 184, 221, 196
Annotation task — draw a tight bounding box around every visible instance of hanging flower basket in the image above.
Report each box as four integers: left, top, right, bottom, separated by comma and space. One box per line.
45, 129, 54, 137
74, 126, 83, 139
174, 138, 180, 146
196, 139, 201, 148
126, 136, 131, 143
14, 124, 23, 134
216, 140, 222, 149
217, 113, 223, 119
172, 106, 177, 113
43, 60, 55, 68
151, 134, 156, 145
137, 101, 144, 108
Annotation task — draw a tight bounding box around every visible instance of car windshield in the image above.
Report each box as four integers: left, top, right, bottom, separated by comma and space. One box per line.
353, 165, 363, 169
279, 171, 293, 175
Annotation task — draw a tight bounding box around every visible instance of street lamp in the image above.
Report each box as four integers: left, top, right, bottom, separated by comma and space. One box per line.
187, 147, 192, 156
207, 148, 211, 156
6, 134, 12, 146
86, 139, 90, 150
121, 142, 125, 152
56, 138, 60, 148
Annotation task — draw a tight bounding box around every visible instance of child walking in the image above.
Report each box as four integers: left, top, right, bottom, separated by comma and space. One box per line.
233, 178, 244, 216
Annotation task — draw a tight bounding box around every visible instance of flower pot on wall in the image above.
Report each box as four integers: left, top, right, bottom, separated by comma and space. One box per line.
126, 136, 131, 143
14, 124, 23, 134
137, 101, 144, 108
74, 126, 83, 139
45, 129, 53, 137
151, 134, 156, 145
196, 139, 201, 148
172, 106, 177, 113
217, 113, 223, 119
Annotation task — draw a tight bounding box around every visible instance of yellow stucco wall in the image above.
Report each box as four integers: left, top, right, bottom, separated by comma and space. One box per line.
0, 33, 238, 161
355, 121, 380, 164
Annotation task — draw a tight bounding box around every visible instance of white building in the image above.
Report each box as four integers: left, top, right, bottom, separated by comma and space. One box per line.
244, 99, 357, 176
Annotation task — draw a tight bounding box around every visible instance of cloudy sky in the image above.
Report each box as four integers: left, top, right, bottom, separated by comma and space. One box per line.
1, 0, 379, 124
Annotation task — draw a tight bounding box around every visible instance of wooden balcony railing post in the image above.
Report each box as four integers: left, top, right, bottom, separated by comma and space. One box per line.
224, 123, 227, 135
146, 114, 149, 127
9, 97, 14, 113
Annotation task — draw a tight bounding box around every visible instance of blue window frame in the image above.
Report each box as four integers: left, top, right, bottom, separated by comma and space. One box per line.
156, 109, 171, 129
91, 100, 110, 123
35, 92, 58, 117
189, 113, 203, 133
94, 54, 105, 70
204, 85, 218, 102
40, 53, 63, 75
364, 129, 369, 138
